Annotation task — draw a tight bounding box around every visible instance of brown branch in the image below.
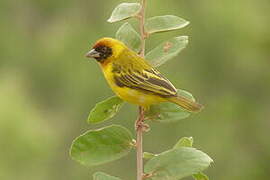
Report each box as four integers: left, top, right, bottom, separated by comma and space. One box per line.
136, 1, 147, 180
138, 0, 147, 57
136, 106, 144, 180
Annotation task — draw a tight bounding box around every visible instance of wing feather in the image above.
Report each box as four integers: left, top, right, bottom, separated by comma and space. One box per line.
113, 63, 177, 97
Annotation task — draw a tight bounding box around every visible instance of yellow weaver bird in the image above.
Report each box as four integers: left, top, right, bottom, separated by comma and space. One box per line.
86, 37, 203, 112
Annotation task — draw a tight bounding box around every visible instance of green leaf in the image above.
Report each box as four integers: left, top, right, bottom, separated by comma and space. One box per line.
178, 89, 196, 101
70, 125, 133, 166
116, 22, 141, 52
146, 36, 188, 67
88, 96, 124, 124
173, 138, 210, 180
143, 152, 157, 160
174, 137, 193, 148
144, 147, 213, 180
193, 172, 209, 180
93, 172, 122, 180
107, 3, 141, 23
145, 15, 189, 34
145, 89, 195, 123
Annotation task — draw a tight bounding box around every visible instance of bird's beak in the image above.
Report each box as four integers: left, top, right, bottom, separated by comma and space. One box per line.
85, 49, 100, 58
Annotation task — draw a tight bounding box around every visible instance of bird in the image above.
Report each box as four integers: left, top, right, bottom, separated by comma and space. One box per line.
85, 37, 203, 112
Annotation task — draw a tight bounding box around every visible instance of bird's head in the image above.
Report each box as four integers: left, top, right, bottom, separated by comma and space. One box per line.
85, 37, 126, 63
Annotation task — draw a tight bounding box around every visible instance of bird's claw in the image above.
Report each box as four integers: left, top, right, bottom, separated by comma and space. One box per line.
135, 120, 150, 132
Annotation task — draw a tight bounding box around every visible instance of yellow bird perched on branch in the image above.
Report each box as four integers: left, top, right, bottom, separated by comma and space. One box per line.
86, 37, 203, 112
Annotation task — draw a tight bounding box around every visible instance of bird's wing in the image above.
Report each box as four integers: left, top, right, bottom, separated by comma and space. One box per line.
112, 61, 177, 97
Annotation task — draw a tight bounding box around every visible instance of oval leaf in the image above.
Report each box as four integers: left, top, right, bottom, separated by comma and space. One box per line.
173, 137, 194, 148
70, 125, 133, 166
93, 172, 122, 180
173, 138, 210, 180
116, 22, 141, 52
144, 147, 213, 180
145, 15, 189, 34
88, 96, 124, 124
146, 36, 188, 67
108, 3, 141, 23
193, 172, 209, 180
145, 89, 195, 123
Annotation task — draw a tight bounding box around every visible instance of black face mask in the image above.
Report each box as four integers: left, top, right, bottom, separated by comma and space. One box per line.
94, 45, 113, 61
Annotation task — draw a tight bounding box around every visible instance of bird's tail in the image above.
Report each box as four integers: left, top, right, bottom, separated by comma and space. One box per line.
168, 95, 203, 112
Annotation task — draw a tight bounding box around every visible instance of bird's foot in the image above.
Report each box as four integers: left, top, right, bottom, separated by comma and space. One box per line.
135, 119, 150, 132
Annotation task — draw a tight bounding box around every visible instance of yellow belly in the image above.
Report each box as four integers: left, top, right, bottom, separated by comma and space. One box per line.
102, 65, 166, 107
112, 85, 166, 107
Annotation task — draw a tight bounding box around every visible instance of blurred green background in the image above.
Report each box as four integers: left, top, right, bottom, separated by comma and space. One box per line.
1, 0, 269, 179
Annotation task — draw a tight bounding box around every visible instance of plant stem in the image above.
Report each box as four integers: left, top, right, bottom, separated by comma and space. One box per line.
139, 0, 147, 57
136, 1, 147, 180
136, 107, 144, 180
